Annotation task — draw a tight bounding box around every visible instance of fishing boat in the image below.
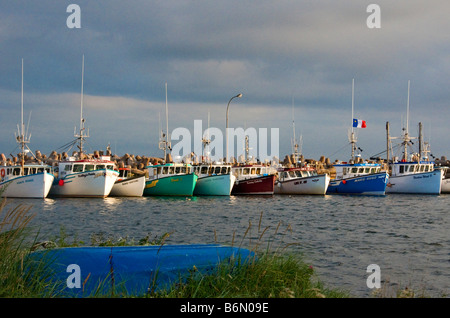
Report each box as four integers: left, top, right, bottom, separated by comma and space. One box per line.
326, 79, 389, 195
144, 162, 198, 196
28, 244, 255, 297
327, 161, 389, 195
49, 55, 119, 198
106, 167, 145, 197
229, 135, 276, 195
0, 59, 55, 198
50, 157, 119, 198
190, 116, 236, 196
275, 166, 330, 195
192, 163, 236, 196
143, 83, 197, 196
385, 81, 443, 194
231, 164, 276, 195
440, 169, 450, 193
275, 98, 330, 195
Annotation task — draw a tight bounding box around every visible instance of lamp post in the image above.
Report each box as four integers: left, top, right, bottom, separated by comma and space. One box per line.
225, 93, 243, 163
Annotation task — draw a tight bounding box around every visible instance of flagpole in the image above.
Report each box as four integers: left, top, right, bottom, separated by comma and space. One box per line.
350, 78, 356, 161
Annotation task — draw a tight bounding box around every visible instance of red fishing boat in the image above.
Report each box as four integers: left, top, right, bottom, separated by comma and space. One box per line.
231, 164, 276, 195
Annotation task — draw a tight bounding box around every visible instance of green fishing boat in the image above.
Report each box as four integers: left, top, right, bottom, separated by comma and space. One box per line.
144, 163, 198, 196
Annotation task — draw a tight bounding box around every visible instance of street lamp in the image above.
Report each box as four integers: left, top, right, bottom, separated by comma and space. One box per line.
225, 93, 243, 163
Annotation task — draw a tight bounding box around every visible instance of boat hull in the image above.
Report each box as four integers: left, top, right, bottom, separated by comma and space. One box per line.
110, 176, 146, 197
275, 174, 330, 195
49, 169, 119, 198
143, 174, 197, 196
327, 172, 389, 195
386, 170, 443, 194
194, 174, 236, 196
0, 172, 54, 198
231, 174, 276, 195
28, 244, 255, 297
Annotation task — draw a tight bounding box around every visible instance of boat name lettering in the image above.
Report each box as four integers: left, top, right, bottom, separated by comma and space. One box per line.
78, 172, 96, 178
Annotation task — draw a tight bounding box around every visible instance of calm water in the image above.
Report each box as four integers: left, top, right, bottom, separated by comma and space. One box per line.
4, 194, 449, 298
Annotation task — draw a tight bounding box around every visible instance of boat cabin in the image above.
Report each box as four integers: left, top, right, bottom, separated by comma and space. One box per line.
390, 161, 435, 176
277, 167, 318, 181
56, 159, 116, 179
232, 165, 275, 180
332, 163, 382, 180
146, 163, 193, 180
191, 164, 231, 176
0, 164, 52, 181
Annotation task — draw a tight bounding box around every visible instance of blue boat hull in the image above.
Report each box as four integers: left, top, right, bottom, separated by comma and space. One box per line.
28, 244, 254, 297
326, 172, 389, 195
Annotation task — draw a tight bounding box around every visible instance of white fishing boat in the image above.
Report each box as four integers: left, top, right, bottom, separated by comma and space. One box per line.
49, 55, 119, 198
440, 170, 450, 193
275, 166, 330, 195
385, 81, 443, 194
109, 167, 145, 197
0, 59, 55, 198
50, 157, 119, 198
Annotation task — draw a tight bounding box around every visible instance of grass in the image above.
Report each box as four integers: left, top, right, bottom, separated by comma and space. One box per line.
1, 199, 349, 298
4, 199, 434, 299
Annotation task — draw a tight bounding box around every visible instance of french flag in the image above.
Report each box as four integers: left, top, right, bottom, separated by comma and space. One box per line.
353, 118, 366, 128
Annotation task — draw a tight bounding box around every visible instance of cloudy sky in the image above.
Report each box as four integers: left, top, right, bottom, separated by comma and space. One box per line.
1, 1, 449, 162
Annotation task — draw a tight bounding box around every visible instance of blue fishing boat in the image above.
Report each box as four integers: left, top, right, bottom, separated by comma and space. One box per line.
327, 162, 389, 195
28, 244, 254, 297
326, 79, 389, 195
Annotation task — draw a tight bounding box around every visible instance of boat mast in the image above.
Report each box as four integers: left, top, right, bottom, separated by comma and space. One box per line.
201, 110, 211, 163
159, 82, 171, 163
74, 55, 89, 157
291, 96, 301, 165
18, 59, 29, 174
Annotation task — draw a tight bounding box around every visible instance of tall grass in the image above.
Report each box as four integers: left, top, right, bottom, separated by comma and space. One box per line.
0, 197, 61, 297
151, 211, 349, 298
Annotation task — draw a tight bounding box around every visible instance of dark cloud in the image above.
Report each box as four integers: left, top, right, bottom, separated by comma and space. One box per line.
1, 1, 449, 160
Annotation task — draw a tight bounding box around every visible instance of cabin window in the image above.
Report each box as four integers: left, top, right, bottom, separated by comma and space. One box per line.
214, 167, 220, 174
289, 171, 296, 178
295, 170, 302, 177
37, 168, 44, 173
107, 165, 114, 170
283, 172, 289, 179
181, 167, 187, 173
351, 167, 358, 173
168, 167, 174, 174
425, 165, 429, 172
13, 168, 21, 176
96, 165, 105, 170
343, 168, 347, 175
73, 164, 84, 172
399, 165, 404, 173
364, 168, 370, 173
23, 168, 29, 175
250, 168, 255, 174
65, 165, 72, 172
256, 168, 261, 174
200, 166, 207, 174
85, 165, 95, 171
420, 165, 425, 172
243, 168, 249, 175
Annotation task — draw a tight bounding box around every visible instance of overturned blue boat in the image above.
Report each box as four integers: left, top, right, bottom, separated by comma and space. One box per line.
28, 244, 255, 297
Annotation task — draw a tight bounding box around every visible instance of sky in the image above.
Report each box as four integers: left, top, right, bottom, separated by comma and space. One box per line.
1, 1, 449, 163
